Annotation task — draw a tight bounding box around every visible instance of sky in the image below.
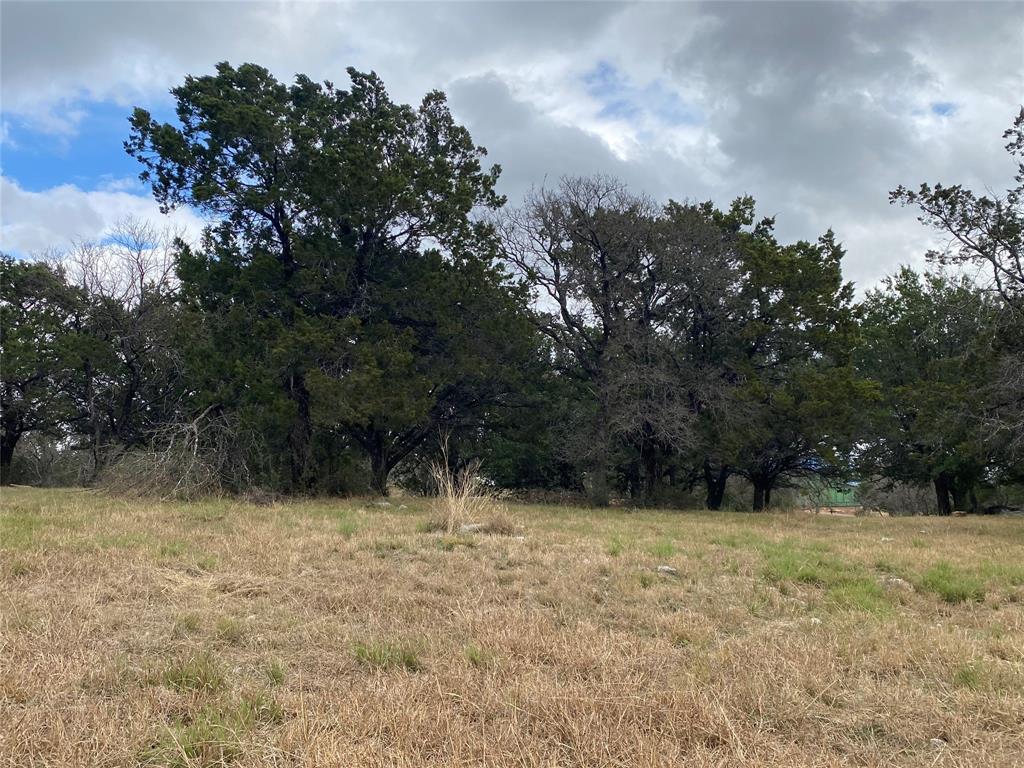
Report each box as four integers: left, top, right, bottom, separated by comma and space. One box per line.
1, 1, 1022, 290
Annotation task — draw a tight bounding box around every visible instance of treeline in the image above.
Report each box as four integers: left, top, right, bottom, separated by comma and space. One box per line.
2, 63, 1022, 512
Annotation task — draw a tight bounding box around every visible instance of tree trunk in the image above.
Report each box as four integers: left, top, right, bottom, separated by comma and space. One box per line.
588, 475, 610, 507
752, 477, 774, 512
624, 461, 641, 500
704, 460, 729, 511
642, 448, 662, 504
587, 464, 610, 507
0, 431, 19, 485
951, 483, 970, 513
585, 417, 611, 507
83, 359, 102, 482
933, 474, 952, 515
286, 371, 313, 491
369, 451, 391, 496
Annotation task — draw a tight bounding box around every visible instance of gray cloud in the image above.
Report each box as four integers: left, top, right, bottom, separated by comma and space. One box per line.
2, 1, 1021, 288
447, 73, 715, 207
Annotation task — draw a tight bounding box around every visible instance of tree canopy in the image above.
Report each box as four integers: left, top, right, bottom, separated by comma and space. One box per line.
1, 62, 1021, 512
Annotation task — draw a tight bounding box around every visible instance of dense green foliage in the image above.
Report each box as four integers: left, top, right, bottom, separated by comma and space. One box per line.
856, 269, 1009, 513
1, 63, 1020, 511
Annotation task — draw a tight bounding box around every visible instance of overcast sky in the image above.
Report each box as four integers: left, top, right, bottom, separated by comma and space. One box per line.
2, 1, 1022, 289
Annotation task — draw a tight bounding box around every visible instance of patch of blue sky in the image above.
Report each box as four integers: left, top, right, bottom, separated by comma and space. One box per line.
930, 101, 956, 117
582, 60, 621, 98
583, 60, 702, 128
597, 98, 642, 121
1, 98, 175, 192
644, 80, 702, 127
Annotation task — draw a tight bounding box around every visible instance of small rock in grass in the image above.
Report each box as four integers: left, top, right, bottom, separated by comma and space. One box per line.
458, 523, 486, 534
808, 617, 822, 626
929, 738, 947, 749
656, 565, 679, 576
880, 537, 894, 542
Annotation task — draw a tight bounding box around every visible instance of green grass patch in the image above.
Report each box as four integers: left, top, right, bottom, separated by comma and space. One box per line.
464, 644, 495, 668
215, 617, 246, 646
605, 535, 625, 557
305, 505, 359, 523
151, 652, 226, 693
826, 580, 891, 614
647, 538, 676, 559
761, 542, 852, 587
369, 539, 406, 557
264, 660, 285, 687
977, 561, 1024, 588
353, 640, 422, 671
95, 532, 152, 550
139, 690, 282, 767
180, 503, 231, 525
759, 540, 891, 613
873, 558, 902, 575
953, 661, 984, 690
710, 531, 768, 549
158, 540, 190, 558
5, 559, 32, 578
337, 518, 359, 538
156, 539, 216, 572
80, 656, 138, 695
436, 536, 477, 551
194, 553, 218, 572
0, 511, 47, 550
171, 613, 203, 638
915, 561, 985, 603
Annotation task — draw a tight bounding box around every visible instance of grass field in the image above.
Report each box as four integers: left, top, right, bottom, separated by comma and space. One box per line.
2, 487, 1023, 767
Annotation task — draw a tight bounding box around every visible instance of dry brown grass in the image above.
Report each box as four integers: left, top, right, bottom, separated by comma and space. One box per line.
2, 487, 1023, 767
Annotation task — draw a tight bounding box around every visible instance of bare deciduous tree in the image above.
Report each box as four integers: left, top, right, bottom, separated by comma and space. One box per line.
54, 217, 188, 476
499, 176, 742, 504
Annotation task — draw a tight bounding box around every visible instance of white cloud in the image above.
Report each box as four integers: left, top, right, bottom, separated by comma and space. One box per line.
0, 176, 205, 256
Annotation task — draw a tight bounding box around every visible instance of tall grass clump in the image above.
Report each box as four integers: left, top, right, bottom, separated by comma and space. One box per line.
429, 437, 499, 534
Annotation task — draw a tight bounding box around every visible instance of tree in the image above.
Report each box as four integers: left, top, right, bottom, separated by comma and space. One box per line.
306, 245, 537, 495
499, 177, 865, 511
0, 256, 77, 483
127, 62, 518, 492
891, 108, 1024, 311
857, 268, 1003, 514
892, 108, 1024, 457
56, 218, 185, 478
723, 226, 870, 511
499, 177, 658, 504
500, 177, 742, 505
